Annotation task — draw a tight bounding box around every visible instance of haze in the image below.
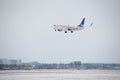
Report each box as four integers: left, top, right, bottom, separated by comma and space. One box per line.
0, 0, 120, 63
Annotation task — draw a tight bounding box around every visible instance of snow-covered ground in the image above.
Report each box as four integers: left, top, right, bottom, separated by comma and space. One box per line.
0, 70, 120, 80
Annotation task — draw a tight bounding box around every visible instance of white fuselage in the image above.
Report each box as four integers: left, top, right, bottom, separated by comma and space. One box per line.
53, 25, 84, 33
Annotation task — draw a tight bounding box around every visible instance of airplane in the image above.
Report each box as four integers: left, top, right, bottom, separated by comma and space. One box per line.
52, 18, 92, 33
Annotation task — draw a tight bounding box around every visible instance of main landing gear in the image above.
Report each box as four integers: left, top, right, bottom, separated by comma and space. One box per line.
65, 31, 67, 33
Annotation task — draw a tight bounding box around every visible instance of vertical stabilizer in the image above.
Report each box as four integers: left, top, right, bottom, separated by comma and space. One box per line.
78, 18, 85, 27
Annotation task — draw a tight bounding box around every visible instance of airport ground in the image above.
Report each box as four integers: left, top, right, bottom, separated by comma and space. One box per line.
0, 70, 120, 80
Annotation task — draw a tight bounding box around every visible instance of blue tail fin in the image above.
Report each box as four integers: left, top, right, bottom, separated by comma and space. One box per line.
78, 18, 85, 27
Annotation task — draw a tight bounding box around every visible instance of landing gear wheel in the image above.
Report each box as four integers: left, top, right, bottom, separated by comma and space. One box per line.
71, 31, 73, 33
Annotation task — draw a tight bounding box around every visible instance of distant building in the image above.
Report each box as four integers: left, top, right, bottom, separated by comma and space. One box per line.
0, 59, 10, 65
10, 59, 22, 65
0, 59, 21, 65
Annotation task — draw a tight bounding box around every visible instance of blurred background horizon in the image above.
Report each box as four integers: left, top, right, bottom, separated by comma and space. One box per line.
0, 0, 120, 63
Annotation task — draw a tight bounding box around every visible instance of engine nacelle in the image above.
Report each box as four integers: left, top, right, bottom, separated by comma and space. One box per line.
58, 29, 62, 31
68, 28, 73, 31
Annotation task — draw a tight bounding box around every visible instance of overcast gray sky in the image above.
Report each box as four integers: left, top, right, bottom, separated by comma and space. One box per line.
0, 0, 120, 63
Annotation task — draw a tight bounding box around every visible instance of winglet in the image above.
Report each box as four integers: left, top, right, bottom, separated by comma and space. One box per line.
78, 18, 85, 27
